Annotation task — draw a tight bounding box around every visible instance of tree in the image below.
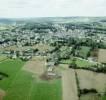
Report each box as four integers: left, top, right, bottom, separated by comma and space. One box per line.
69, 58, 77, 69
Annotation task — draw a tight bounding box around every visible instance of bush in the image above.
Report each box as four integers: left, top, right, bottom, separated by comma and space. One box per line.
80, 88, 98, 94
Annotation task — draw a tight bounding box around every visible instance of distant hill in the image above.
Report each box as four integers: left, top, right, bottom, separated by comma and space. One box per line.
0, 17, 106, 24
0, 18, 25, 24
0, 18, 14, 24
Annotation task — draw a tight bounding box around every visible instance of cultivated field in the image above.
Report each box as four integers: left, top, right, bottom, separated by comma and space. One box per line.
0, 89, 5, 100
23, 57, 46, 75
62, 69, 78, 100
98, 49, 106, 63
76, 69, 106, 93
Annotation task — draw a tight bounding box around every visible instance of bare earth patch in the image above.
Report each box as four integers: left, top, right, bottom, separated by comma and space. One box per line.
98, 49, 106, 63
62, 69, 79, 100
0, 89, 5, 100
76, 69, 106, 93
23, 57, 46, 75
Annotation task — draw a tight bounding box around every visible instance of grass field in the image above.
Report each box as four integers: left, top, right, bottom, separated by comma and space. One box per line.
76, 46, 91, 59
102, 96, 106, 100
0, 55, 7, 62
60, 57, 95, 68
76, 58, 96, 67
0, 59, 62, 100
30, 79, 62, 100
0, 59, 25, 90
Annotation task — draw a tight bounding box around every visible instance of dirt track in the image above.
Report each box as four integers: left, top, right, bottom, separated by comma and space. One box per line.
62, 69, 79, 100
0, 89, 5, 100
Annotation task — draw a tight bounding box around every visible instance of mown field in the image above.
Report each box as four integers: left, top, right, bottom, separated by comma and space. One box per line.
0, 59, 62, 100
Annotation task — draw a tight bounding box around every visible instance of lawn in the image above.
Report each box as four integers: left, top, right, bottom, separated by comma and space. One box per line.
0, 59, 62, 100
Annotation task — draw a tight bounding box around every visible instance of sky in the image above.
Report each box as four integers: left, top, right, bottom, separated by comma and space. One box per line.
0, 0, 106, 18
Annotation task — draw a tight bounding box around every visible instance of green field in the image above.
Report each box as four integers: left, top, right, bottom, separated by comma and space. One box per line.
0, 54, 7, 62
0, 59, 25, 90
76, 58, 96, 67
0, 59, 62, 100
102, 96, 106, 100
60, 57, 95, 68
76, 46, 91, 59
30, 79, 62, 100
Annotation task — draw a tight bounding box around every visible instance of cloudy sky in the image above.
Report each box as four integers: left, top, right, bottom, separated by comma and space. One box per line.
0, 0, 106, 18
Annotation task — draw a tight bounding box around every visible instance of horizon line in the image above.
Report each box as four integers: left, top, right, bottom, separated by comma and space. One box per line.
0, 16, 106, 19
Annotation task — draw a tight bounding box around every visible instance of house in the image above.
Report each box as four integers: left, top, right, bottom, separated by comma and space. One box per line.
46, 61, 55, 67
47, 66, 53, 72
47, 66, 56, 76
12, 52, 17, 59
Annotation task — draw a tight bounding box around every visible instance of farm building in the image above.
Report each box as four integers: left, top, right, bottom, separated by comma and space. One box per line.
46, 61, 55, 67
47, 67, 56, 76
98, 49, 106, 63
